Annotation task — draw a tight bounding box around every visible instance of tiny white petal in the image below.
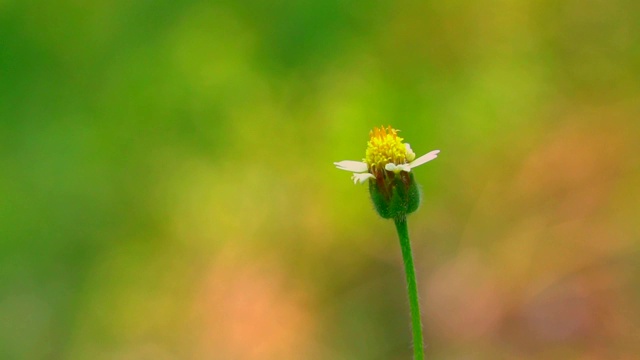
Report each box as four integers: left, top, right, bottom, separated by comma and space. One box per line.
385, 163, 411, 174
334, 160, 368, 173
405, 143, 416, 162
409, 150, 440, 168
351, 173, 375, 184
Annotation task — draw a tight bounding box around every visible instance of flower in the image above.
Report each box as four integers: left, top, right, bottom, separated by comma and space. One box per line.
334, 126, 439, 219
334, 126, 440, 184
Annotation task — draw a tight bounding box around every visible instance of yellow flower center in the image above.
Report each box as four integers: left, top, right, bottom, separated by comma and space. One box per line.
364, 126, 407, 173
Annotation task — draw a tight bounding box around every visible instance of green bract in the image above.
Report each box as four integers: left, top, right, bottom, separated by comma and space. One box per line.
369, 172, 421, 219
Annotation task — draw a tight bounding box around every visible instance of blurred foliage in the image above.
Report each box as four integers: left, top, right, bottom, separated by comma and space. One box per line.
1, 0, 639, 359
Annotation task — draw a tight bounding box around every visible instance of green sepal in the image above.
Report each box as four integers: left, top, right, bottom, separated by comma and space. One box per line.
406, 173, 422, 214
369, 172, 422, 220
369, 180, 392, 219
388, 176, 408, 219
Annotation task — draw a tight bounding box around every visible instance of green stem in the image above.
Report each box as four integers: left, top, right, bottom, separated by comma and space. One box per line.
394, 216, 425, 360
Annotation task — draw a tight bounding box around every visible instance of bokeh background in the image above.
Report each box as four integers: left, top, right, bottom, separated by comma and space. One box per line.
2, 0, 640, 359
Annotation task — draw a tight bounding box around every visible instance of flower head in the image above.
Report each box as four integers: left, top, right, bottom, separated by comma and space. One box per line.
334, 126, 439, 219
365, 126, 407, 176
334, 126, 440, 184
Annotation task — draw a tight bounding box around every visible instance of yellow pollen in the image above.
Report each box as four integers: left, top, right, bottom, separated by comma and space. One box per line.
364, 126, 407, 173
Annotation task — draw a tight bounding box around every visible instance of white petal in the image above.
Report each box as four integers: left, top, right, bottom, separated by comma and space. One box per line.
334, 160, 368, 173
385, 163, 399, 172
409, 150, 440, 168
351, 173, 375, 184
385, 163, 411, 174
405, 143, 416, 162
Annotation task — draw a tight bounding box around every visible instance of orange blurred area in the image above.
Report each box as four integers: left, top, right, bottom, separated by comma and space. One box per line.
1, 0, 639, 359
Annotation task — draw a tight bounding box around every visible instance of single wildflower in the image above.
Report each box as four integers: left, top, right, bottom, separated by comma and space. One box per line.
333, 126, 440, 360
334, 126, 440, 219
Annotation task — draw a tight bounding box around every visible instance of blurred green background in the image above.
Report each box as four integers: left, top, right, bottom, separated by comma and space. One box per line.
2, 0, 640, 359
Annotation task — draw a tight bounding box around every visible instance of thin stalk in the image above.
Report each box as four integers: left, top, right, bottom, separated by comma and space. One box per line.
394, 216, 425, 360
